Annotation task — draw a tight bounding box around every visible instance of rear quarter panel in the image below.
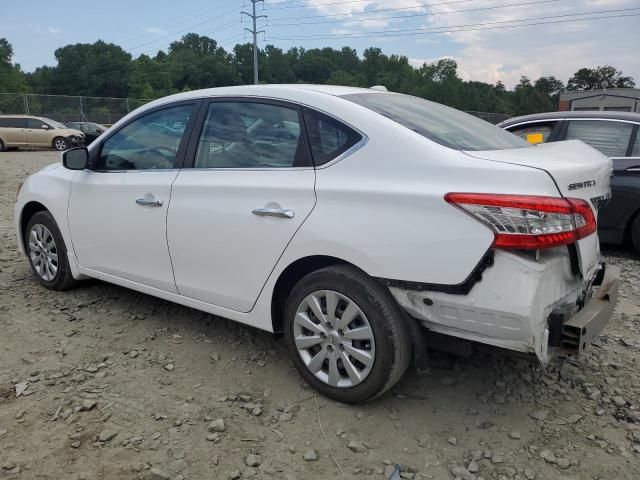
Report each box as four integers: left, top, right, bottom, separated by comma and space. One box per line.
276, 113, 564, 286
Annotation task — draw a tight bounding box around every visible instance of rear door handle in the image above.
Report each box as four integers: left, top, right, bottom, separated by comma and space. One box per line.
136, 197, 163, 207
252, 208, 295, 219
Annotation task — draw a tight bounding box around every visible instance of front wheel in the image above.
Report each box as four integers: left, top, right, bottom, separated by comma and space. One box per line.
283, 265, 412, 403
53, 137, 69, 151
25, 211, 77, 290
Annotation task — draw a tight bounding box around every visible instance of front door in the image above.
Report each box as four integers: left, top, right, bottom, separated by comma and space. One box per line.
167, 99, 316, 312
68, 102, 197, 293
25, 118, 53, 147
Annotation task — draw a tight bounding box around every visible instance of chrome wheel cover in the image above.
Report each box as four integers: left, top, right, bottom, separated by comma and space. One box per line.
54, 139, 67, 150
294, 290, 375, 388
28, 224, 58, 281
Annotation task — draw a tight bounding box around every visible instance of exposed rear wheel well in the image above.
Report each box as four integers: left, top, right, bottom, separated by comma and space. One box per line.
271, 255, 351, 334
20, 201, 49, 249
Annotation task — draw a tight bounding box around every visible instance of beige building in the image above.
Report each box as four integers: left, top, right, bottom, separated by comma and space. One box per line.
558, 88, 640, 113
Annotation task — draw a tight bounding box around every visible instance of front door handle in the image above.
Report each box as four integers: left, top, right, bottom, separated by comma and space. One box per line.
252, 207, 295, 219
136, 197, 163, 207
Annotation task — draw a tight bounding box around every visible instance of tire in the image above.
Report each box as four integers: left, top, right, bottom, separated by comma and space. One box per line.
0, 139, 4, 151
53, 137, 69, 151
631, 213, 640, 255
25, 211, 77, 290
283, 265, 412, 403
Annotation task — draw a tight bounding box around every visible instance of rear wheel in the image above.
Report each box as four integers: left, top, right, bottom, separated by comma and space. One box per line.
283, 265, 412, 403
25, 211, 77, 290
53, 137, 69, 151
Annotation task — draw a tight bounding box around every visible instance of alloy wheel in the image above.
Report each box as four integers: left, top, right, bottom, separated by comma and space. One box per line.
54, 139, 68, 151
28, 224, 58, 281
293, 290, 375, 388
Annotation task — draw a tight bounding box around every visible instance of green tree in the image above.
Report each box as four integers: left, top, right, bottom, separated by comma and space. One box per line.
0, 38, 29, 93
567, 65, 635, 91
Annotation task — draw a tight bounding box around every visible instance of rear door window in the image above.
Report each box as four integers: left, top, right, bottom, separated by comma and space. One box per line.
631, 129, 640, 157
565, 120, 634, 157
194, 101, 310, 168
303, 109, 362, 165
507, 122, 557, 144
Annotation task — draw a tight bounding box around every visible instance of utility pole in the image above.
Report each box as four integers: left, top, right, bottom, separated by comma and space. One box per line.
242, 0, 266, 85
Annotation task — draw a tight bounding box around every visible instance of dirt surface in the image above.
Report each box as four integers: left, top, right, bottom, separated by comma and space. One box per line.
1, 150, 639, 480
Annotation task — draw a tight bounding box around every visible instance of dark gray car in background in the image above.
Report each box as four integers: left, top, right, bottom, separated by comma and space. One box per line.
499, 111, 640, 253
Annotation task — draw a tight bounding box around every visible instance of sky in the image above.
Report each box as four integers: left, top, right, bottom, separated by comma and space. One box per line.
2, 0, 639, 89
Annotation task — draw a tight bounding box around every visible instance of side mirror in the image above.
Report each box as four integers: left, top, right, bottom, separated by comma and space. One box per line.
41, 124, 50, 130
63, 147, 88, 170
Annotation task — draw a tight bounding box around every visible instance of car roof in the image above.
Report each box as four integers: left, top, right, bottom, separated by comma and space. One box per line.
141, 84, 385, 110
498, 110, 640, 127
0, 114, 58, 122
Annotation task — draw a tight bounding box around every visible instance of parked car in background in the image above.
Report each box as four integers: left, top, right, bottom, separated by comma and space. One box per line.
15, 85, 619, 402
65, 121, 107, 145
499, 111, 640, 253
0, 115, 85, 151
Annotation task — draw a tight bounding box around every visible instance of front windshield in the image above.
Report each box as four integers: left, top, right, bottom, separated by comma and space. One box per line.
342, 92, 528, 151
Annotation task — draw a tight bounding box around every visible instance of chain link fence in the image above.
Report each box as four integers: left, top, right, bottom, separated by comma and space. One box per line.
0, 93, 153, 125
465, 110, 511, 124
0, 93, 512, 126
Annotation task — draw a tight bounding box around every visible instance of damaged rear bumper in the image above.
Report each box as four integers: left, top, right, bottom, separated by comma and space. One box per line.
389, 249, 619, 363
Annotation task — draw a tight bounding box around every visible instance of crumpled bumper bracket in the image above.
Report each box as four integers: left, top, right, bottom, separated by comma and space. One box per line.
556, 263, 620, 354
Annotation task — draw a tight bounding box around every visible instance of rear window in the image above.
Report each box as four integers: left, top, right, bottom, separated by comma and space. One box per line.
342, 93, 527, 151
0, 117, 25, 128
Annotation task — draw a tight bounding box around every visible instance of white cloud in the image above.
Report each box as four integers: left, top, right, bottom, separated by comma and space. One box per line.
144, 27, 165, 34
27, 24, 62, 35
414, 0, 640, 87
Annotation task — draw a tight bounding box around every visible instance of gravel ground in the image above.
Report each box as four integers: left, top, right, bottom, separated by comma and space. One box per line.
1, 150, 639, 480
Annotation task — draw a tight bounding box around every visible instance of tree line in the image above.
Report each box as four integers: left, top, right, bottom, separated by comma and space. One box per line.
0, 34, 636, 116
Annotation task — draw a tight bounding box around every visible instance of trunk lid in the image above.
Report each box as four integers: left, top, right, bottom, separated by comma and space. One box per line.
465, 140, 612, 278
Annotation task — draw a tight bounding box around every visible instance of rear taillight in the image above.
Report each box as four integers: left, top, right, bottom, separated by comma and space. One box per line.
445, 193, 596, 249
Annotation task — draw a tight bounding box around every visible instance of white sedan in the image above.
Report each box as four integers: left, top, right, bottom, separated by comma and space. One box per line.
15, 85, 619, 402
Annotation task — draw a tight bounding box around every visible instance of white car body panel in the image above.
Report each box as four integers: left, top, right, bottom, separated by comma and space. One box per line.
14, 84, 617, 363
167, 168, 317, 312
68, 170, 179, 293
466, 140, 612, 279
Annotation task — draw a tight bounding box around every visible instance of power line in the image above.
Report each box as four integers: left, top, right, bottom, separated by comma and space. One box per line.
266, 0, 477, 19
268, 0, 560, 27
263, 0, 473, 11
128, 10, 242, 52
269, 7, 640, 40
117, 1, 243, 46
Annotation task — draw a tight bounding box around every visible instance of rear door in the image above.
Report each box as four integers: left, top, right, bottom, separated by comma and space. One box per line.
167, 98, 316, 313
